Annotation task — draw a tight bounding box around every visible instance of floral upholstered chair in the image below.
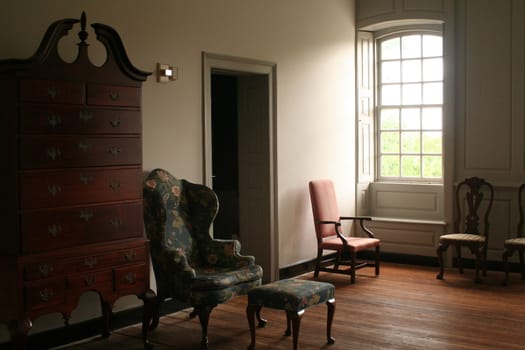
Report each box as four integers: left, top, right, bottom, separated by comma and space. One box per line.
143, 168, 263, 349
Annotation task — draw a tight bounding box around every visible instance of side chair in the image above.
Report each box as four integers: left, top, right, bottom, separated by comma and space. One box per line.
309, 179, 380, 284
436, 177, 494, 283
502, 183, 525, 285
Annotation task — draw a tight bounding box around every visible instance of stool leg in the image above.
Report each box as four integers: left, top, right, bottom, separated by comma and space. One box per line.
246, 304, 258, 350
286, 310, 304, 350
326, 298, 335, 344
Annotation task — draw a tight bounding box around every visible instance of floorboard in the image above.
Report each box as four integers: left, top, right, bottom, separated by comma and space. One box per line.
52, 263, 525, 350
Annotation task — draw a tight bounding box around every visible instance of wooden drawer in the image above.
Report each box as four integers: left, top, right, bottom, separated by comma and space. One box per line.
87, 84, 141, 107
20, 167, 142, 209
20, 105, 141, 134
67, 269, 113, 292
69, 245, 148, 273
20, 79, 84, 105
24, 260, 65, 281
24, 278, 66, 311
21, 202, 143, 254
23, 239, 147, 281
114, 263, 147, 292
20, 135, 141, 169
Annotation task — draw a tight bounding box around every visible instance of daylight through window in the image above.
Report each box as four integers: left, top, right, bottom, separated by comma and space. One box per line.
378, 33, 443, 181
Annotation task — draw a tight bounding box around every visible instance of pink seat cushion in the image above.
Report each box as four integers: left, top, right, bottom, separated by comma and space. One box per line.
322, 236, 380, 252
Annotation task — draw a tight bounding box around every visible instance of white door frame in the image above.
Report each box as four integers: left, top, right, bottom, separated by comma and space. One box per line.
202, 52, 278, 282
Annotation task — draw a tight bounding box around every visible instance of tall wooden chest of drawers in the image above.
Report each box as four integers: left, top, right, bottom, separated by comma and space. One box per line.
0, 13, 154, 349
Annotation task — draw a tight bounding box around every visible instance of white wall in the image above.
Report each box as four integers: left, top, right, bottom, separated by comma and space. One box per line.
0, 0, 357, 339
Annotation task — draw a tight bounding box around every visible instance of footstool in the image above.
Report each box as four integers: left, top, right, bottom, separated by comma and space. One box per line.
246, 279, 335, 350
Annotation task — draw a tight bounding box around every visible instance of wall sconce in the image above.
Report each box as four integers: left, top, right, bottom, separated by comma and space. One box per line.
157, 63, 178, 83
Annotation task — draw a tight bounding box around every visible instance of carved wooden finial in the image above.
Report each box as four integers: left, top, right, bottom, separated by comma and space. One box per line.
78, 11, 88, 43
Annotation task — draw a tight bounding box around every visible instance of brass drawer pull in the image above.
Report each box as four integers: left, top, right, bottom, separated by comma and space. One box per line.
78, 142, 91, 153
84, 256, 98, 268
124, 272, 136, 284
79, 110, 93, 123
84, 275, 96, 286
110, 118, 121, 128
110, 218, 122, 229
108, 147, 121, 156
47, 87, 57, 99
109, 91, 120, 101
48, 113, 62, 128
124, 250, 136, 262
46, 147, 61, 160
80, 209, 93, 221
48, 224, 62, 237
39, 264, 54, 278
79, 173, 94, 184
110, 181, 121, 191
48, 184, 62, 197
39, 288, 54, 302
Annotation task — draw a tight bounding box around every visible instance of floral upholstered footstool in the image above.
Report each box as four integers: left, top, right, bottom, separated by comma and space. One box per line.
246, 279, 335, 350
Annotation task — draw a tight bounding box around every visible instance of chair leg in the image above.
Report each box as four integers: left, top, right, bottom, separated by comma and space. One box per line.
314, 248, 323, 278
326, 299, 335, 344
502, 247, 513, 286
520, 250, 525, 280
196, 305, 216, 349
350, 251, 356, 284
456, 245, 463, 274
139, 289, 158, 349
482, 244, 488, 277
285, 310, 304, 350
375, 245, 381, 276
472, 245, 482, 283
436, 242, 448, 280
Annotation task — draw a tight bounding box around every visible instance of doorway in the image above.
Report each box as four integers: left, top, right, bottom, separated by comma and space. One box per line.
203, 53, 277, 283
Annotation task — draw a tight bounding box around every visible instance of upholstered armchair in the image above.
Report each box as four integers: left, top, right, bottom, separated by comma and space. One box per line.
143, 168, 263, 349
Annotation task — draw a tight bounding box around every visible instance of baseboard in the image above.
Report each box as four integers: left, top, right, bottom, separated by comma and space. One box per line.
0, 299, 187, 350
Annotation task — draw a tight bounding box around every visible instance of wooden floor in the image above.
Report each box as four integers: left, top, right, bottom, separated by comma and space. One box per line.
53, 263, 525, 350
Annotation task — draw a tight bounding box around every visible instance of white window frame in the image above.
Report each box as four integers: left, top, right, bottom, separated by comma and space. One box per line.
376, 28, 444, 183
356, 24, 445, 221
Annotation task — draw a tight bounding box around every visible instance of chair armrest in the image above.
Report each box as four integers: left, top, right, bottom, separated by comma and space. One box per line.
203, 239, 256, 267
155, 247, 196, 280
340, 216, 376, 238
317, 220, 349, 246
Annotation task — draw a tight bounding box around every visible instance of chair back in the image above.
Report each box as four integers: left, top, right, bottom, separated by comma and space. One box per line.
143, 169, 218, 269
518, 183, 525, 238
309, 179, 340, 240
453, 177, 494, 237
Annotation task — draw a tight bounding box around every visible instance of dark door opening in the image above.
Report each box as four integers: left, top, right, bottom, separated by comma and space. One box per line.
211, 73, 239, 239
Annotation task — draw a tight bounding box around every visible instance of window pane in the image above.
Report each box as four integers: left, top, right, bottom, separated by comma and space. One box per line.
402, 59, 421, 82
401, 131, 420, 153
402, 35, 421, 58
402, 83, 421, 105
422, 156, 442, 178
380, 109, 399, 130
381, 131, 399, 153
382, 37, 400, 59
401, 156, 420, 177
423, 35, 442, 57
381, 155, 400, 177
381, 84, 401, 105
423, 58, 442, 81
401, 108, 420, 130
382, 61, 401, 83
422, 107, 442, 129
422, 131, 442, 153
423, 82, 442, 104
